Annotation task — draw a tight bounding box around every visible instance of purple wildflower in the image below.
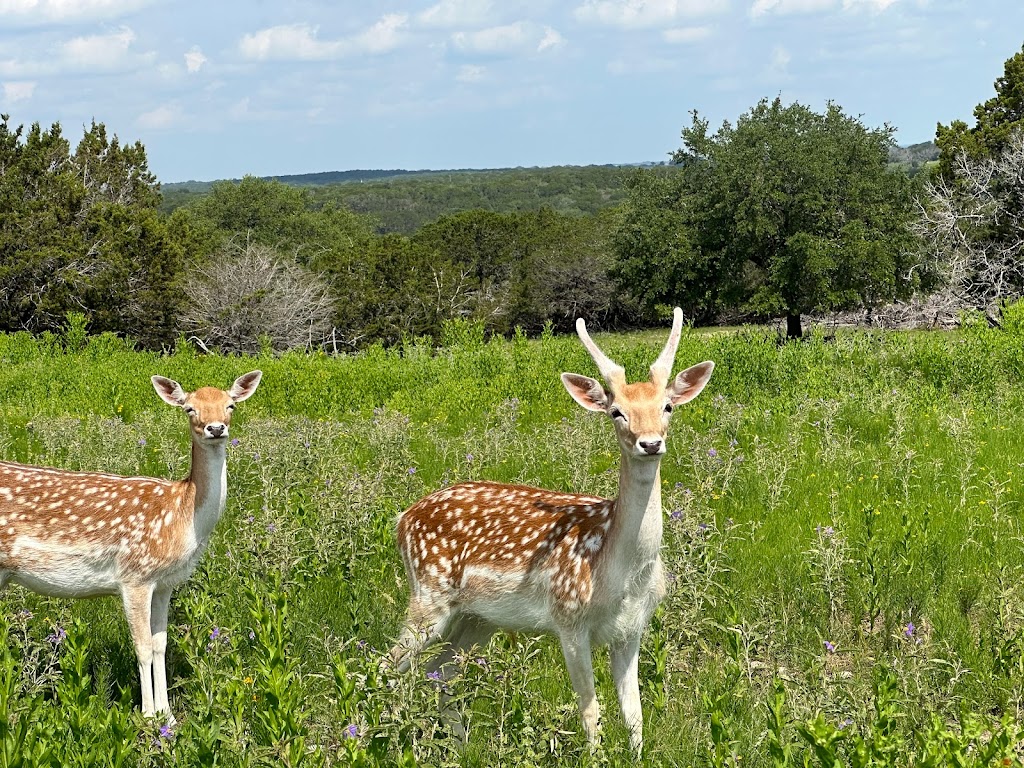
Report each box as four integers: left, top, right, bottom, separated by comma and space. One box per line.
708, 448, 718, 458
47, 626, 67, 645
904, 622, 915, 639
344, 724, 358, 739
466, 453, 474, 463
824, 526, 835, 538
210, 627, 221, 640
669, 509, 683, 521
426, 670, 442, 681
407, 467, 417, 475
248, 630, 256, 641
267, 523, 276, 533
230, 438, 240, 447
138, 438, 147, 447
159, 724, 173, 740
824, 640, 836, 653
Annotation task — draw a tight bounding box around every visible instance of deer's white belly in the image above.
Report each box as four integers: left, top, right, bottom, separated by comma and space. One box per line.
458, 565, 558, 632
6, 536, 121, 598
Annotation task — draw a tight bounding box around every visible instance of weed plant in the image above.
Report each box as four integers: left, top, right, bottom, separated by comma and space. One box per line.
3, 315, 1024, 764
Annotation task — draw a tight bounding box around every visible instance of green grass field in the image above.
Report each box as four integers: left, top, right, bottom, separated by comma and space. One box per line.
3, 317, 1024, 766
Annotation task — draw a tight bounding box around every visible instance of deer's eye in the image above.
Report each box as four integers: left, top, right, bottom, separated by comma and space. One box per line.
664, 403, 674, 414
227, 404, 236, 412
610, 408, 626, 421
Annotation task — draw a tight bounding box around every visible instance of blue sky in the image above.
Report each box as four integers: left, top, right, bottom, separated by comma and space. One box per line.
0, 0, 1020, 183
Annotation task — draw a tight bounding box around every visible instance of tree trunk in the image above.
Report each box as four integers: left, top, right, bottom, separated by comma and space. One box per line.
786, 313, 803, 340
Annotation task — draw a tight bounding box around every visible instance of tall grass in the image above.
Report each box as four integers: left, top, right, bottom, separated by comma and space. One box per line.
2, 316, 1024, 765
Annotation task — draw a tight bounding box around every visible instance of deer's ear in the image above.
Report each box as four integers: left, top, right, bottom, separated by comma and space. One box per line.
668, 361, 714, 405
152, 376, 188, 407
229, 371, 262, 402
561, 373, 608, 412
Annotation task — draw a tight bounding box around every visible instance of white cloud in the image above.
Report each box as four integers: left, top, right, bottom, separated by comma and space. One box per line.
452, 21, 562, 55
537, 26, 565, 52
575, 0, 729, 29
353, 13, 407, 54
137, 103, 179, 129
607, 56, 677, 75
663, 25, 712, 42
239, 15, 408, 61
456, 64, 486, 82
842, 0, 900, 9
184, 45, 206, 73
751, 0, 901, 16
0, 0, 151, 23
750, 0, 833, 16
418, 0, 496, 28
767, 44, 791, 76
61, 26, 138, 70
2, 80, 35, 101
239, 24, 338, 61
0, 24, 153, 77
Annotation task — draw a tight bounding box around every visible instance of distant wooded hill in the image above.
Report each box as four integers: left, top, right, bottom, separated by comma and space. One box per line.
160, 142, 937, 235
161, 164, 642, 234
888, 140, 940, 173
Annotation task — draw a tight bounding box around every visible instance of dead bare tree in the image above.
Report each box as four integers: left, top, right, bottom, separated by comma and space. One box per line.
181, 242, 337, 354
912, 129, 1024, 321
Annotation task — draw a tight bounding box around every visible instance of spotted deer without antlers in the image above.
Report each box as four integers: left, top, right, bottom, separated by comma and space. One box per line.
0, 370, 262, 722
392, 309, 714, 754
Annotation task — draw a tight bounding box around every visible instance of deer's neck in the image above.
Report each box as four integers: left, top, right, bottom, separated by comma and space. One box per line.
607, 454, 663, 567
188, 440, 228, 543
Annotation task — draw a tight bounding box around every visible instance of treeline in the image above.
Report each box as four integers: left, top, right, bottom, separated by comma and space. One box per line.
2, 43, 1022, 353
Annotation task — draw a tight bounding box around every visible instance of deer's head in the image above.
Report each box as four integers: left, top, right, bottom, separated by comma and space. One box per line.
562, 309, 713, 460
151, 371, 262, 445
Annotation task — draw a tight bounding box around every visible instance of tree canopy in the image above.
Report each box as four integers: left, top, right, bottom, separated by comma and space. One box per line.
936, 43, 1024, 178
0, 116, 181, 348
616, 98, 919, 337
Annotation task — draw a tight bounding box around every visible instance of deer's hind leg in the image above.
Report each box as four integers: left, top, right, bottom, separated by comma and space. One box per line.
390, 589, 457, 672
427, 615, 496, 742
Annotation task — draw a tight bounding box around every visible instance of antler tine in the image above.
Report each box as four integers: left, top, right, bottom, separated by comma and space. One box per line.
576, 317, 626, 390
649, 307, 684, 385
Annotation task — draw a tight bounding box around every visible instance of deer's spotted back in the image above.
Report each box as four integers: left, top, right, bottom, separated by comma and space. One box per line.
0, 460, 190, 590
397, 480, 615, 617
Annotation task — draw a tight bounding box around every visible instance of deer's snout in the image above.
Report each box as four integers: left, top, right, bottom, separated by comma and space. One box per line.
638, 438, 664, 455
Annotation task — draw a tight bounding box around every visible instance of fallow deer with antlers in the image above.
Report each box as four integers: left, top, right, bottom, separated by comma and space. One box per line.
392, 309, 713, 754
0, 371, 262, 721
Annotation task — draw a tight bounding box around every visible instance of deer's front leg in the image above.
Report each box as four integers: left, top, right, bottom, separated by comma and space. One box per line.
559, 629, 600, 743
122, 583, 156, 716
611, 634, 643, 754
150, 586, 174, 720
